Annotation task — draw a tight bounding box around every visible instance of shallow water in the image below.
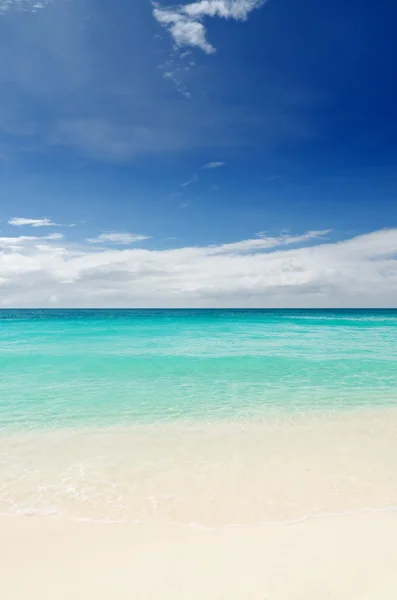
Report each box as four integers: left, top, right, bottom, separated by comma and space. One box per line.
1, 309, 397, 428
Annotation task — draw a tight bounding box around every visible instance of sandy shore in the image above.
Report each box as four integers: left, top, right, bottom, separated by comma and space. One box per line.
2, 410, 397, 598
1, 512, 397, 599
3, 409, 397, 524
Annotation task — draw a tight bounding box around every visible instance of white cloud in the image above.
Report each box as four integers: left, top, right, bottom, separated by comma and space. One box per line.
0, 0, 49, 14
45, 233, 64, 240
0, 232, 64, 253
206, 230, 330, 254
87, 233, 150, 245
0, 228, 397, 307
153, 0, 266, 54
0, 233, 63, 246
9, 217, 62, 228
203, 161, 225, 169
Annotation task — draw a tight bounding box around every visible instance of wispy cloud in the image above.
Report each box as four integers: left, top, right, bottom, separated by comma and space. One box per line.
0, 232, 63, 249
180, 161, 225, 188
162, 64, 193, 99
153, 0, 267, 54
8, 217, 71, 228
0, 0, 49, 14
87, 233, 150, 245
203, 161, 225, 169
206, 230, 331, 254
1, 228, 397, 307
181, 174, 198, 187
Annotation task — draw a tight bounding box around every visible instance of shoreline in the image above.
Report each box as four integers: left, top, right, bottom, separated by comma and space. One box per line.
2, 406, 397, 525
3, 503, 397, 529
1, 511, 397, 599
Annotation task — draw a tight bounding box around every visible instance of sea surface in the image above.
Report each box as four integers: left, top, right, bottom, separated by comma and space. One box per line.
1, 309, 397, 524
1, 308, 397, 428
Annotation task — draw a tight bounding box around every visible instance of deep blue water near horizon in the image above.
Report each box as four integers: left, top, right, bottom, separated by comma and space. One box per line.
1, 308, 397, 431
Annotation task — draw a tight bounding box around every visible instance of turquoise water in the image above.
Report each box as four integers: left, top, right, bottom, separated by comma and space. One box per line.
1, 309, 397, 430
1, 309, 397, 523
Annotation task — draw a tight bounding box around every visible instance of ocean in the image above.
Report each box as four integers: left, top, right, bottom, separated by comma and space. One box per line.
1, 309, 397, 524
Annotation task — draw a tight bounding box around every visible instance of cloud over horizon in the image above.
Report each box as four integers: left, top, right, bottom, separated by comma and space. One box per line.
0, 228, 396, 308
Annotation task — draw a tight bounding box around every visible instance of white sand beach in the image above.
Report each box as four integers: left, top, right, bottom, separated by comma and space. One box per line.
1, 511, 397, 599
2, 409, 397, 598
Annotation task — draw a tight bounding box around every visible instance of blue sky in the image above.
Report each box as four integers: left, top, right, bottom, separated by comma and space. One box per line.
0, 0, 396, 306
